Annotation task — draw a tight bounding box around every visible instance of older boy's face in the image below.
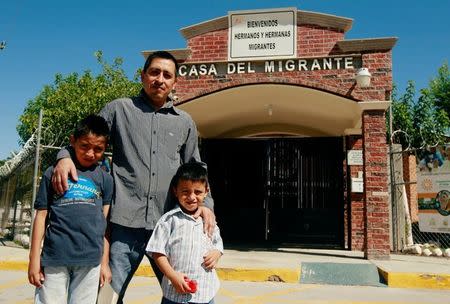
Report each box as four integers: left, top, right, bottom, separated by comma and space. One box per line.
173, 180, 208, 214
70, 133, 107, 168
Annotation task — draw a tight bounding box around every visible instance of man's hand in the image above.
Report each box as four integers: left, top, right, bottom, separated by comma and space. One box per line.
99, 262, 112, 287
52, 158, 77, 194
193, 206, 216, 237
28, 257, 44, 287
202, 249, 222, 270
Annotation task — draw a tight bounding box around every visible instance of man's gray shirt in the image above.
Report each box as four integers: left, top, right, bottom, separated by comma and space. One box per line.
58, 90, 213, 229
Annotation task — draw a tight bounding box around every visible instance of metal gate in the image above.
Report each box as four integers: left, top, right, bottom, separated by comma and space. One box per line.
201, 137, 344, 248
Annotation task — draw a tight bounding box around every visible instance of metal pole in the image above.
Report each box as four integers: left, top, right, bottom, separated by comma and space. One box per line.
29, 109, 43, 235
388, 103, 398, 251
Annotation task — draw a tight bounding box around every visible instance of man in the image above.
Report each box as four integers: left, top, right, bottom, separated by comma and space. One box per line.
52, 51, 215, 303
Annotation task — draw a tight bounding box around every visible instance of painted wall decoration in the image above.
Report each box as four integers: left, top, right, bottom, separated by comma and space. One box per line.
417, 145, 450, 233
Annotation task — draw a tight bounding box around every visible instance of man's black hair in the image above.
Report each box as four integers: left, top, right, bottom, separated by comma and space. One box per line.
143, 50, 179, 76
171, 162, 208, 188
73, 114, 110, 142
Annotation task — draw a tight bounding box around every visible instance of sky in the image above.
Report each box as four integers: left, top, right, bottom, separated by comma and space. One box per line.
0, 0, 449, 160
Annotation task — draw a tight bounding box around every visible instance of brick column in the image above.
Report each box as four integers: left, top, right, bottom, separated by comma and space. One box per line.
362, 110, 390, 259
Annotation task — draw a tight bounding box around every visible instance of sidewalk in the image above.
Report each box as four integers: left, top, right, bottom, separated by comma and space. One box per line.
2, 242, 449, 290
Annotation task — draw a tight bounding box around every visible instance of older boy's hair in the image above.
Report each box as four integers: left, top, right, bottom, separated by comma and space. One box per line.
171, 162, 208, 188
143, 50, 179, 76
73, 114, 110, 142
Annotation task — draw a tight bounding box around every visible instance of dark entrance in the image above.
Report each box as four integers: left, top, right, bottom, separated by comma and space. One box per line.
201, 137, 344, 248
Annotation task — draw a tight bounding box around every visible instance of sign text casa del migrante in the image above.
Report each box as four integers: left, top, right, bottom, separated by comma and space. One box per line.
178, 56, 362, 77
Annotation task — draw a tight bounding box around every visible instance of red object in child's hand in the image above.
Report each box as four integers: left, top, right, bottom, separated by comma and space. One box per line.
184, 278, 198, 293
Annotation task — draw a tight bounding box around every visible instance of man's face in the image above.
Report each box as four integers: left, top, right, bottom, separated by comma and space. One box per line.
173, 180, 208, 214
141, 57, 177, 108
70, 133, 107, 168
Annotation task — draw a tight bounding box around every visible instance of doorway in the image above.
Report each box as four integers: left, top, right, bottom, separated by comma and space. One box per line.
201, 137, 344, 248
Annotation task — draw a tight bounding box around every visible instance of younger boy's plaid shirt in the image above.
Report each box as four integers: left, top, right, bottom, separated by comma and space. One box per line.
146, 207, 223, 303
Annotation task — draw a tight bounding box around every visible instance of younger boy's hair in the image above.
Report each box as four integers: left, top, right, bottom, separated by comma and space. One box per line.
171, 162, 208, 188
73, 114, 110, 142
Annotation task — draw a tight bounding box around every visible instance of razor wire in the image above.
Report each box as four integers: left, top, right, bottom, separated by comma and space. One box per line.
0, 133, 36, 180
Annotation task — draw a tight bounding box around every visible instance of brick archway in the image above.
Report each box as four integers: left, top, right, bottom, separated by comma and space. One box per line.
177, 83, 362, 138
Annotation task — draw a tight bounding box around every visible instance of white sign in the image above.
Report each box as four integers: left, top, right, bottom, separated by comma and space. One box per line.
228, 8, 297, 61
351, 177, 364, 193
347, 150, 363, 166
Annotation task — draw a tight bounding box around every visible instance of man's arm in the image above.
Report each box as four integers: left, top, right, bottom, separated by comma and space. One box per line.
202, 225, 224, 270
181, 116, 214, 208
52, 148, 77, 194
52, 102, 114, 194
182, 116, 216, 234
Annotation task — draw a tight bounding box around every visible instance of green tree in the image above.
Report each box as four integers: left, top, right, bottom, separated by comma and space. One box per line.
430, 62, 450, 117
412, 88, 450, 148
390, 81, 415, 148
390, 63, 450, 149
17, 51, 141, 146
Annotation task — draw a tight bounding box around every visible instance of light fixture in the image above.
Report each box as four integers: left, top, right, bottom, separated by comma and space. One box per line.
267, 104, 273, 116
169, 89, 179, 101
355, 68, 371, 88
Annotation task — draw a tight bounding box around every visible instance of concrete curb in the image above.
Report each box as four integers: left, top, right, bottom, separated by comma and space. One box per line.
0, 261, 28, 271
217, 267, 300, 283
133, 265, 301, 283
0, 261, 300, 284
2, 260, 450, 289
378, 267, 450, 290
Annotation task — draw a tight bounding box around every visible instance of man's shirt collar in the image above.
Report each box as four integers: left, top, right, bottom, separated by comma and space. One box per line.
139, 89, 180, 115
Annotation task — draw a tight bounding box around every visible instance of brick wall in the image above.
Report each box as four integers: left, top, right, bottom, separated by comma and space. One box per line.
187, 29, 228, 62
363, 110, 390, 259
176, 24, 392, 103
346, 136, 365, 250
297, 25, 344, 57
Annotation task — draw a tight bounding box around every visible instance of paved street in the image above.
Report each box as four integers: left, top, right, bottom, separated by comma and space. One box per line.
1, 270, 450, 304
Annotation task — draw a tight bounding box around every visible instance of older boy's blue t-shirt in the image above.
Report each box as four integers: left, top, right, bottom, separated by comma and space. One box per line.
34, 163, 113, 267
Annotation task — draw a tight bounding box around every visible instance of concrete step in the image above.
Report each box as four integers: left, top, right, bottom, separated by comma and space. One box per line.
300, 262, 386, 287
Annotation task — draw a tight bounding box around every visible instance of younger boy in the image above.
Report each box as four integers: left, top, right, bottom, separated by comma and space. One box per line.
28, 115, 114, 304
146, 163, 223, 304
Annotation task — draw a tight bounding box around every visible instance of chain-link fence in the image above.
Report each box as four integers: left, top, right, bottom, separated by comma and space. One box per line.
0, 156, 34, 246
1, 109, 448, 256
0, 133, 37, 247
0, 135, 61, 248
390, 137, 450, 257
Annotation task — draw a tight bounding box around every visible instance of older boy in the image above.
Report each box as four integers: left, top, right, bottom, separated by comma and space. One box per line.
146, 163, 223, 304
28, 115, 113, 304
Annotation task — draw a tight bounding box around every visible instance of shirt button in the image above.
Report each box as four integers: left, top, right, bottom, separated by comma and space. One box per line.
152, 151, 155, 154
153, 131, 156, 134
152, 172, 155, 176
